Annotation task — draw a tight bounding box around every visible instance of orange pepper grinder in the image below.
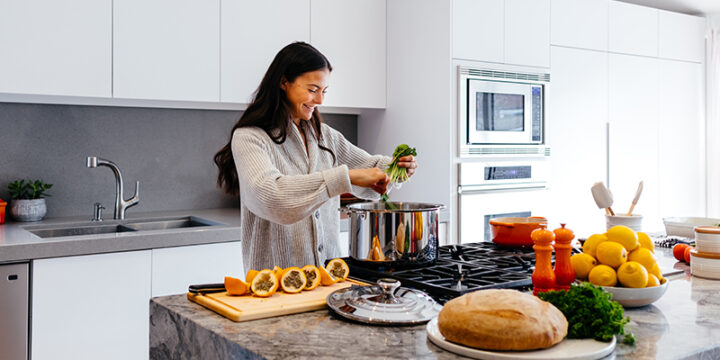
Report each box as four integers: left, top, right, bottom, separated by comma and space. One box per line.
553, 224, 575, 291
531, 225, 556, 296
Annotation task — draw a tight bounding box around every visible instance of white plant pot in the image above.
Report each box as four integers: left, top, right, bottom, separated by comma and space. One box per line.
10, 198, 47, 222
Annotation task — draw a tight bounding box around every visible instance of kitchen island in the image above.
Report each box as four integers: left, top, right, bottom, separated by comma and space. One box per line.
150, 247, 720, 360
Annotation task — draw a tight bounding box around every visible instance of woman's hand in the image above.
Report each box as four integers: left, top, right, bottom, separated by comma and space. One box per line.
349, 168, 391, 194
395, 155, 418, 178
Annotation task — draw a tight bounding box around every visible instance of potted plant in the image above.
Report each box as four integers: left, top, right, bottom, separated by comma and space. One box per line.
8, 179, 53, 222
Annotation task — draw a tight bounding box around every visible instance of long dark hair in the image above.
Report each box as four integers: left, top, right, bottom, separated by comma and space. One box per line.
214, 42, 335, 195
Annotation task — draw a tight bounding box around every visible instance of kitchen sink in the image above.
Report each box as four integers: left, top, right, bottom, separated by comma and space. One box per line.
26, 216, 222, 239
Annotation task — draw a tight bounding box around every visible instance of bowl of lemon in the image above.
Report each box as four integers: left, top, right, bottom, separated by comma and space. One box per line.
571, 225, 669, 308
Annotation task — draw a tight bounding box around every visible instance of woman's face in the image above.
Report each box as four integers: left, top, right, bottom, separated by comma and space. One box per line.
282, 68, 330, 122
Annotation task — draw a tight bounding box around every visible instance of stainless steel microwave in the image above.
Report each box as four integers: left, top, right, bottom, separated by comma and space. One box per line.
459, 66, 550, 157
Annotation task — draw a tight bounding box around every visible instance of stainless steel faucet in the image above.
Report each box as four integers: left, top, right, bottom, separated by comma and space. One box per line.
86, 157, 139, 219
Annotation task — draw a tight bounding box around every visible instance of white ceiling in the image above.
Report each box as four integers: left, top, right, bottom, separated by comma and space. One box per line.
618, 0, 720, 16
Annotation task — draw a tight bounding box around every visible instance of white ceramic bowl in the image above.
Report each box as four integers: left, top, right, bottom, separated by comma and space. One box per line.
603, 281, 669, 308
694, 226, 720, 254
663, 217, 720, 238
690, 250, 720, 280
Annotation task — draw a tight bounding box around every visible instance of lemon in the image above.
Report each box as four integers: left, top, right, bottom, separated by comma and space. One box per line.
647, 262, 663, 280
646, 274, 660, 287
588, 264, 618, 287
637, 232, 655, 252
571, 253, 598, 280
596, 241, 628, 268
607, 225, 640, 251
627, 248, 657, 273
617, 261, 649, 288
582, 233, 608, 258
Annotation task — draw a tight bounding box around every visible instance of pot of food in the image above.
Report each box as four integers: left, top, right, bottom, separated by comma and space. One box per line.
340, 202, 445, 267
488, 216, 547, 247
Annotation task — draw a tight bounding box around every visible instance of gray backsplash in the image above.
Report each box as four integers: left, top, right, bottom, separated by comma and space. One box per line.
0, 102, 357, 219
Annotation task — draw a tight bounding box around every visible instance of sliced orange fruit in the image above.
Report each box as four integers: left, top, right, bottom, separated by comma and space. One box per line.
279, 267, 307, 294
272, 265, 284, 282
250, 269, 279, 297
245, 269, 259, 283
301, 265, 321, 290
224, 276, 250, 296
318, 265, 339, 286
326, 258, 350, 281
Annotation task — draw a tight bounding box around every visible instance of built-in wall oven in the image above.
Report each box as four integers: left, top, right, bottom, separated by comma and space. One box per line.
458, 66, 550, 157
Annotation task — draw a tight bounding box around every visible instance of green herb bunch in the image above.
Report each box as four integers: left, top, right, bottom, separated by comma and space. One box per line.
386, 144, 417, 184
538, 282, 635, 345
8, 179, 53, 200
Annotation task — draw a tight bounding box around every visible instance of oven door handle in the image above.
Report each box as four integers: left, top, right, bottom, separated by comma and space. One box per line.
458, 184, 547, 194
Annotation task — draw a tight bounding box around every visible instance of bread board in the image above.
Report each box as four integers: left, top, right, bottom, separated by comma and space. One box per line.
427, 317, 616, 360
187, 279, 366, 322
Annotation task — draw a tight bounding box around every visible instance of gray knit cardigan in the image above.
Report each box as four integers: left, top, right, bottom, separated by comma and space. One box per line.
231, 120, 390, 271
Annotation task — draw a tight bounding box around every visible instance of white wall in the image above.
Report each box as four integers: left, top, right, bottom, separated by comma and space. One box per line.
707, 14, 720, 217
358, 0, 453, 227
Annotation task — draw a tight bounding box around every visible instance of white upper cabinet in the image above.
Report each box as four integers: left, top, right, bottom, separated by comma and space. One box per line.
658, 10, 706, 63
548, 46, 608, 233
452, 0, 549, 68
608, 53, 660, 230
453, 0, 504, 63
505, 0, 550, 67
113, 0, 220, 102
551, 0, 608, 51
658, 59, 705, 217
0, 0, 111, 97
608, 1, 658, 57
221, 0, 310, 103
311, 0, 386, 108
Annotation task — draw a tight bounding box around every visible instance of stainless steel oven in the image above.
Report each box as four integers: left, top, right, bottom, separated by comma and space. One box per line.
459, 66, 550, 157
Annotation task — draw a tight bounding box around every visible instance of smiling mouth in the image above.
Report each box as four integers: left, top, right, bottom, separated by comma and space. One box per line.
303, 104, 314, 112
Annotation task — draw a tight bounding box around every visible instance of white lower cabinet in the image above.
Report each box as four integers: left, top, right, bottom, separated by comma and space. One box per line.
151, 242, 243, 297
31, 241, 243, 359
32, 251, 152, 360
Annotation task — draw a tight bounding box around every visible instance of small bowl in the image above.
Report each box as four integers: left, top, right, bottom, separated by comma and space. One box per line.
663, 217, 720, 238
603, 281, 669, 308
694, 226, 720, 254
690, 249, 720, 280
488, 217, 547, 247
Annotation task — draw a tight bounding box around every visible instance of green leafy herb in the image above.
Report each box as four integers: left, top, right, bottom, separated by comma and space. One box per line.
8, 179, 53, 200
537, 282, 634, 344
381, 144, 417, 210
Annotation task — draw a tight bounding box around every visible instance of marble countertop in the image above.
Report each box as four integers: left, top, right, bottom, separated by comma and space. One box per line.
149, 247, 720, 360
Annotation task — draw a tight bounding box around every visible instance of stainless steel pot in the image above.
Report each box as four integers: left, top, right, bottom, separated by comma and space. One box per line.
340, 202, 445, 267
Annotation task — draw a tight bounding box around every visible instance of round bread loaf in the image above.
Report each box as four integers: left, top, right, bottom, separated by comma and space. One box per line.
438, 289, 568, 351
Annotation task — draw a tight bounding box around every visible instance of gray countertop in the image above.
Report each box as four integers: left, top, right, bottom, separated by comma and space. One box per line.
149, 247, 720, 360
0, 208, 249, 263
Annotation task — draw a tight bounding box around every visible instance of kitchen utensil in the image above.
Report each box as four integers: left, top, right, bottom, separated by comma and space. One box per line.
663, 217, 720, 238
340, 201, 444, 267
188, 283, 226, 294
426, 317, 616, 360
627, 181, 643, 215
591, 182, 615, 216
326, 278, 441, 325
187, 279, 365, 322
606, 214, 643, 232
488, 217, 547, 247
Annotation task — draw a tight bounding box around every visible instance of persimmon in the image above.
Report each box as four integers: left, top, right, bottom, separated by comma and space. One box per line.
224, 276, 250, 296
326, 258, 349, 281
672, 244, 689, 262
280, 267, 307, 294
250, 269, 279, 297
301, 265, 321, 290
684, 246, 693, 264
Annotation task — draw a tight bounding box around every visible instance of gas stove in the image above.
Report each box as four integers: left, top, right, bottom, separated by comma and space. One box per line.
346, 242, 547, 304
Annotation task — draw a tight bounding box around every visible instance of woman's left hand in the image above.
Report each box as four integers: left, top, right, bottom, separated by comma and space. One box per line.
396, 155, 417, 178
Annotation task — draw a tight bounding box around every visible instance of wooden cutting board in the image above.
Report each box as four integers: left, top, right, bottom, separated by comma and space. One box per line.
187, 279, 366, 322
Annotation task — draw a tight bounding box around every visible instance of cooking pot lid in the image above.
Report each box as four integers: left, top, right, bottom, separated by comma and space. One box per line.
326, 278, 442, 325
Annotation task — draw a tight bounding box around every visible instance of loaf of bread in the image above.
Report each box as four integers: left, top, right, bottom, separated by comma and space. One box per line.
438, 289, 568, 351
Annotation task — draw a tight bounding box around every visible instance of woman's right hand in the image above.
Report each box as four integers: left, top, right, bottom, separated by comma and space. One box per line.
349, 168, 390, 194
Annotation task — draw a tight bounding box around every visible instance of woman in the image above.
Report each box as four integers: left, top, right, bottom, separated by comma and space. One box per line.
214, 42, 417, 271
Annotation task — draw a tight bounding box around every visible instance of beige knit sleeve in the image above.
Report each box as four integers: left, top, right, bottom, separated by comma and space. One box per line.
231, 128, 352, 225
